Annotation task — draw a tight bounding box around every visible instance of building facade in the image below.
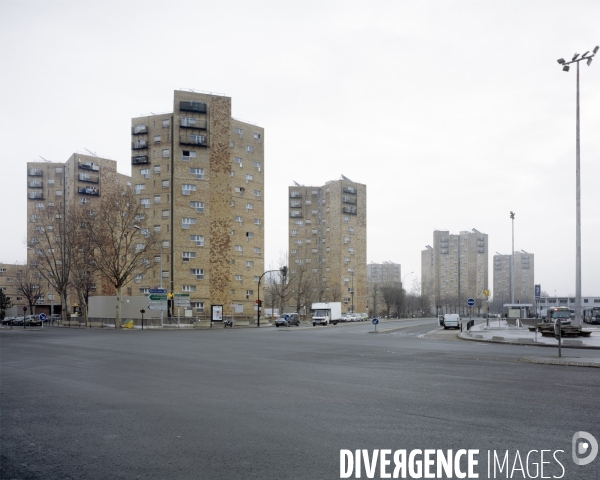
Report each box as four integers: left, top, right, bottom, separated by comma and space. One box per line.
367, 262, 401, 284
493, 251, 534, 307
421, 229, 489, 313
288, 177, 367, 314
130, 90, 264, 317
26, 155, 130, 310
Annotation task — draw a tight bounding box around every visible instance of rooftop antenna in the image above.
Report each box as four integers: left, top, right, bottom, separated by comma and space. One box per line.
341, 174, 352, 182
293, 181, 302, 186
521, 249, 528, 254
84, 148, 97, 157
39, 156, 50, 163
472, 228, 480, 233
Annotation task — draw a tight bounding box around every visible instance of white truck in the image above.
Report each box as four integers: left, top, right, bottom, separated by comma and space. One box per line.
311, 302, 342, 326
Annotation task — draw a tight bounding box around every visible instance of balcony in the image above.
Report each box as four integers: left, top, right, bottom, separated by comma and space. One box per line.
132, 155, 150, 165
290, 210, 303, 218
79, 186, 99, 196
180, 117, 207, 129
290, 191, 302, 199
78, 161, 100, 171
28, 180, 43, 188
132, 124, 149, 135
179, 134, 208, 147
132, 139, 148, 150
78, 173, 99, 183
28, 192, 44, 200
28, 168, 43, 176
342, 196, 356, 205
343, 187, 356, 194
180, 101, 207, 113
342, 206, 357, 215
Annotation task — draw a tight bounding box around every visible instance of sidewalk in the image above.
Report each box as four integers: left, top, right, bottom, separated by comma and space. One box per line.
459, 320, 600, 367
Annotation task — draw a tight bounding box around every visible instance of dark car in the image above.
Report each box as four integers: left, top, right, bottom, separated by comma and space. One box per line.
275, 313, 300, 327
11, 317, 25, 326
1, 317, 16, 325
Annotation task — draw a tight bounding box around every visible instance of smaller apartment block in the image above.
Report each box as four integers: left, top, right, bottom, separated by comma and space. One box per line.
493, 251, 534, 306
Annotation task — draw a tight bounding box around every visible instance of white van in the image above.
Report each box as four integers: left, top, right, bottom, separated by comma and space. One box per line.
443, 314, 460, 330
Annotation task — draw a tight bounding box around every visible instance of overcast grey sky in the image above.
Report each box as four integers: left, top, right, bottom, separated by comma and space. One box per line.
1, 0, 599, 298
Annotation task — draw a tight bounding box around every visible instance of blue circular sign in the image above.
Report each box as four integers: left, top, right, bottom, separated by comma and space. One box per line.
284, 314, 290, 321
39, 313, 47, 320
467, 298, 475, 306
372, 318, 379, 325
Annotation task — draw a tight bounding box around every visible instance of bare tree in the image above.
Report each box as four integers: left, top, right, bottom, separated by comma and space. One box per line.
29, 206, 73, 323
291, 265, 313, 315
15, 267, 44, 318
84, 188, 155, 328
380, 283, 401, 318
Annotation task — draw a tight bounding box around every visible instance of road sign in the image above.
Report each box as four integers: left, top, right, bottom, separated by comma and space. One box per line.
284, 314, 290, 321
372, 318, 379, 325
148, 304, 168, 311
39, 313, 47, 321
149, 288, 167, 294
174, 293, 190, 307
467, 298, 475, 307
149, 294, 168, 301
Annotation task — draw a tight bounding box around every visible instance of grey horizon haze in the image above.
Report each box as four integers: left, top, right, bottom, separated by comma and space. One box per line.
1, 0, 598, 299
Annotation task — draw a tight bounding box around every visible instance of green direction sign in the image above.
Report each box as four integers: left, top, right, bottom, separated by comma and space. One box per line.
149, 294, 167, 301
175, 294, 189, 297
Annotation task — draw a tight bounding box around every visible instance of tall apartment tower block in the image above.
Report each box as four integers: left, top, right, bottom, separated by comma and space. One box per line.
421, 229, 489, 311
130, 91, 264, 316
493, 252, 534, 305
27, 154, 130, 299
288, 177, 367, 314
367, 262, 401, 284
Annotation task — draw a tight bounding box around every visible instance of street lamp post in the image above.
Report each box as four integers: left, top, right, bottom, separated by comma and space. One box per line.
402, 271, 414, 318
257, 267, 287, 327
557, 46, 598, 326
510, 211, 515, 304
350, 262, 368, 315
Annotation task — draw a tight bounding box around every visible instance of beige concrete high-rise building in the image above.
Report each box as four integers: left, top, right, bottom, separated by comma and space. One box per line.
26, 154, 131, 307
367, 262, 401, 284
421, 229, 488, 313
130, 90, 264, 317
493, 251, 534, 306
288, 177, 367, 314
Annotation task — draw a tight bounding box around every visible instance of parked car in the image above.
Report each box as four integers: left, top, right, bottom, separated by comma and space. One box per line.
25, 315, 42, 326
359, 313, 368, 321
345, 313, 360, 322
275, 313, 300, 327
2, 317, 16, 325
11, 317, 25, 326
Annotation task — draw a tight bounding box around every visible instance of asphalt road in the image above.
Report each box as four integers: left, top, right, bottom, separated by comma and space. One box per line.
2, 319, 599, 480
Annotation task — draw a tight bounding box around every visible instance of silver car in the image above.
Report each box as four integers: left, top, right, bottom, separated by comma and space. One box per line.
275, 313, 300, 327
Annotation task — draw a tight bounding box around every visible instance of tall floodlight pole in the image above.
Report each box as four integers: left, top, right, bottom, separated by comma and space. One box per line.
557, 46, 598, 326
510, 211, 515, 304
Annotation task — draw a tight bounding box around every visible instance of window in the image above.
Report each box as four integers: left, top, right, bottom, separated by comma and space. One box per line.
344, 236, 350, 244
230, 200, 235, 206
254, 247, 261, 254
235, 245, 243, 253
182, 285, 196, 292
234, 157, 243, 166
162, 119, 170, 128
235, 274, 243, 281
153, 165, 161, 174
55, 167, 63, 174
190, 201, 204, 213
254, 218, 261, 225
189, 134, 206, 145
182, 217, 196, 229
162, 149, 170, 158
190, 235, 204, 246
154, 135, 161, 143
246, 261, 254, 268
253, 133, 261, 140
245, 174, 254, 182
135, 184, 145, 194
254, 161, 261, 171
191, 269, 204, 280
294, 220, 303, 226
162, 180, 169, 188
191, 301, 204, 313
291, 249, 298, 255
230, 141, 235, 147
344, 216, 349, 223
162, 240, 169, 248
182, 151, 197, 161
246, 232, 254, 239
135, 243, 146, 254
348, 247, 355, 255
291, 230, 298, 236
190, 168, 204, 180
348, 227, 355, 234
182, 252, 196, 262
35, 202, 45, 209
235, 127, 243, 137
162, 210, 169, 218
246, 146, 254, 152
181, 117, 197, 127
235, 216, 242, 223
182, 184, 196, 195
48, 178, 54, 185
140, 198, 150, 208
154, 195, 161, 204
246, 203, 254, 210
55, 190, 63, 196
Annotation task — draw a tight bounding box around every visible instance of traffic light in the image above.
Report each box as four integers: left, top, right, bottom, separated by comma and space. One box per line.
258, 300, 263, 307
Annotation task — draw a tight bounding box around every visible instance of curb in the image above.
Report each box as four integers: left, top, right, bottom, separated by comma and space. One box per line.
458, 332, 600, 350
518, 357, 600, 368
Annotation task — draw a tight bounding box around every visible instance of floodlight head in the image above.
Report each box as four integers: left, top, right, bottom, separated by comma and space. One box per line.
563, 65, 570, 72
572, 53, 580, 61
587, 58, 593, 66
557, 58, 565, 64
510, 211, 515, 219
593, 46, 599, 54
581, 51, 590, 58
